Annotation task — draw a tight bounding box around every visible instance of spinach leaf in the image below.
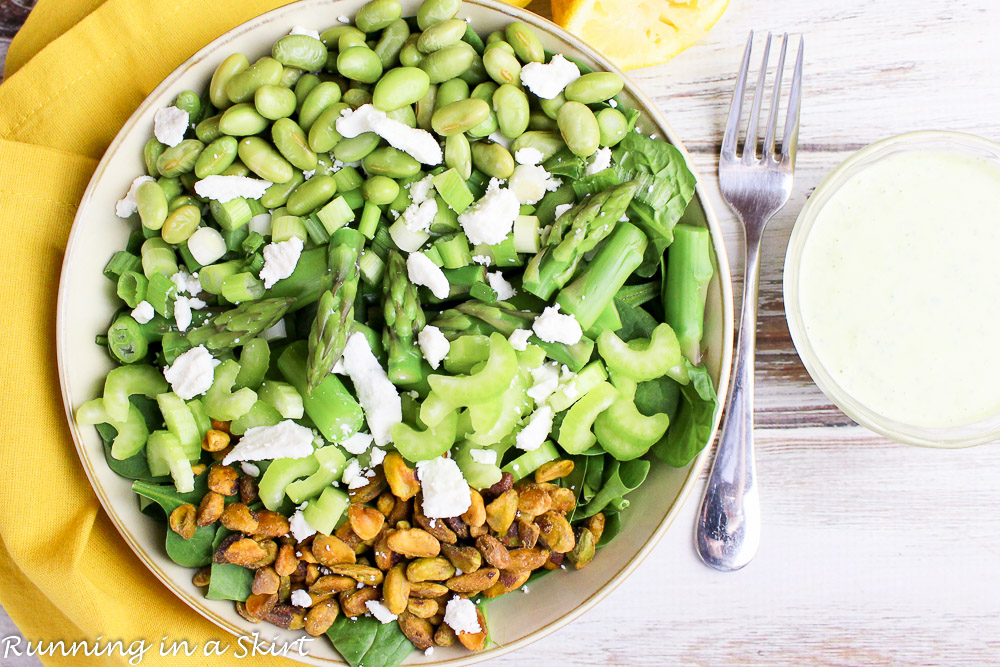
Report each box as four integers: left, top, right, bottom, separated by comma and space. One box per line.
96, 397, 168, 482
597, 511, 622, 547
583, 455, 605, 505
576, 459, 650, 520
133, 474, 217, 568
207, 528, 255, 601
653, 363, 718, 467
634, 376, 681, 423
613, 297, 658, 341
570, 168, 621, 199
543, 147, 588, 179
326, 615, 413, 667
166, 524, 216, 567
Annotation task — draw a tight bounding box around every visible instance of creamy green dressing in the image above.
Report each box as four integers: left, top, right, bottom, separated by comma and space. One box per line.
799, 149, 1000, 428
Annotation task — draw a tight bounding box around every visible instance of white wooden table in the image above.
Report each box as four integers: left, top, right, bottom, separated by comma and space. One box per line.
5, 0, 1000, 664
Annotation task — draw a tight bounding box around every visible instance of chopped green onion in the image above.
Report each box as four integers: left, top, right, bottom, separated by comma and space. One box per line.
432, 168, 475, 213
146, 273, 177, 318
199, 259, 242, 294
316, 195, 355, 233
333, 166, 363, 192
107, 313, 148, 364
104, 251, 142, 281
513, 215, 541, 254
388, 217, 430, 252
221, 272, 265, 303
302, 213, 331, 245
358, 201, 381, 239
222, 224, 249, 253
340, 188, 365, 210
209, 196, 252, 231
358, 250, 385, 287
241, 230, 266, 255
271, 215, 308, 243
434, 233, 473, 269
116, 271, 148, 309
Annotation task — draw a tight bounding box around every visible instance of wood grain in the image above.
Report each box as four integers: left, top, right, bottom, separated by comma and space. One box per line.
3, 0, 1000, 665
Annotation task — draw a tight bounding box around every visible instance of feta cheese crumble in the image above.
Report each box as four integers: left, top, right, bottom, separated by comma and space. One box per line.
115, 176, 154, 218
260, 236, 304, 289
418, 325, 450, 370
458, 179, 520, 245
163, 345, 219, 400
416, 457, 472, 518
336, 104, 442, 165
341, 332, 402, 447
402, 198, 438, 233
131, 300, 154, 324
532, 304, 583, 345
194, 175, 272, 203
408, 175, 434, 204
290, 590, 312, 607
514, 146, 544, 166
508, 329, 532, 351
222, 420, 315, 465
508, 164, 561, 205
341, 431, 374, 455
586, 147, 613, 175
407, 252, 450, 299
487, 271, 516, 301
338, 15, 350, 23
289, 506, 316, 542
469, 448, 498, 466
527, 362, 560, 404
471, 254, 492, 266
370, 446, 387, 467
241, 462, 260, 477
366, 600, 398, 624
153, 106, 189, 147
519, 54, 581, 100
554, 203, 573, 220
444, 597, 481, 635
343, 459, 369, 489
424, 648, 435, 657
170, 270, 202, 295
173, 295, 206, 332
289, 26, 321, 39
516, 405, 554, 452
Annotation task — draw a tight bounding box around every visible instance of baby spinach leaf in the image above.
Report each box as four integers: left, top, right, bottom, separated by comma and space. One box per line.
613, 298, 657, 342
570, 168, 622, 199
326, 615, 413, 667
95, 396, 168, 482
543, 147, 588, 180
583, 455, 606, 505
132, 474, 208, 514
634, 376, 681, 423
653, 363, 718, 468
133, 473, 216, 568
166, 524, 216, 568
576, 459, 650, 520
207, 528, 254, 601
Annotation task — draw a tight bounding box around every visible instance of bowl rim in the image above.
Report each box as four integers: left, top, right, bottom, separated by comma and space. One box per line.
783, 129, 1000, 448
55, 0, 735, 663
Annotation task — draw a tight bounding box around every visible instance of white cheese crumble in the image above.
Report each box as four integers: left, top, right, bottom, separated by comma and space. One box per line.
508, 329, 532, 351
516, 405, 554, 452
341, 332, 402, 447
262, 319, 287, 341
338, 15, 350, 23
532, 304, 583, 345
248, 213, 272, 236
402, 198, 438, 233
222, 420, 315, 465
519, 54, 581, 100
471, 254, 492, 266
514, 146, 544, 166
407, 252, 449, 299
469, 448, 498, 466
341, 432, 374, 455
163, 345, 219, 400
241, 462, 260, 477
289, 26, 321, 39
115, 176, 154, 218
609, 98, 618, 108
131, 300, 154, 324
444, 596, 481, 635
336, 104, 442, 165
260, 236, 304, 289
424, 647, 434, 657
366, 600, 398, 624
554, 203, 573, 220
458, 179, 520, 245
194, 175, 272, 203
487, 271, 516, 301
290, 589, 312, 607
153, 106, 189, 147
487, 131, 511, 149
586, 147, 613, 175
170, 270, 202, 295
370, 446, 387, 466
343, 459, 369, 489
408, 175, 434, 204
418, 325, 450, 370
508, 164, 561, 205
527, 362, 560, 404
416, 457, 472, 518
188, 227, 227, 265
173, 295, 206, 332
289, 506, 316, 542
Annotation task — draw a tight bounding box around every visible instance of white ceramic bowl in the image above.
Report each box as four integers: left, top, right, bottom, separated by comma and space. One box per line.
56, 1, 734, 664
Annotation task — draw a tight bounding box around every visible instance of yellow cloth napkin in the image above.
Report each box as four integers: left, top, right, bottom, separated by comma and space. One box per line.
0, 1, 332, 664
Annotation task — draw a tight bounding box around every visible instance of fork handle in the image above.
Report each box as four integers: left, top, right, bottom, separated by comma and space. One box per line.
696, 223, 764, 572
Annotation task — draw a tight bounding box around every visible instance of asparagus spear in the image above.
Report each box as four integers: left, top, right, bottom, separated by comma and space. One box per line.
664, 224, 714, 364
306, 228, 365, 391
382, 250, 427, 385
186, 297, 294, 351
522, 181, 639, 300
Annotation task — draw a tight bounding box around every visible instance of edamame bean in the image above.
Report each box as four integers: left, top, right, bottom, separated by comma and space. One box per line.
156, 139, 205, 177
226, 57, 284, 104
308, 102, 351, 152
417, 0, 461, 30
565, 72, 624, 104
320, 25, 365, 48
339, 31, 368, 51
158, 177, 183, 202
399, 36, 423, 68
271, 118, 318, 171
539, 92, 565, 120
209, 53, 249, 109
338, 46, 384, 83
372, 66, 431, 111
510, 130, 566, 162
436, 78, 469, 108
219, 103, 269, 136
493, 84, 529, 139
195, 114, 223, 143
374, 18, 410, 69
528, 110, 558, 132
220, 160, 251, 177
144, 138, 166, 178
557, 101, 600, 157
445, 133, 472, 179
286, 175, 338, 215
261, 170, 305, 208
387, 104, 417, 127
333, 132, 381, 162
195, 136, 239, 178
136, 181, 168, 231
483, 47, 521, 86
280, 66, 303, 88
486, 31, 505, 45
457, 53, 488, 86
272, 35, 328, 71
299, 81, 343, 131
179, 171, 198, 192
174, 90, 201, 120
168, 194, 200, 212
471, 141, 515, 179
418, 18, 467, 53
362, 146, 421, 178
161, 205, 202, 244
505, 22, 544, 63
596, 107, 628, 147
343, 88, 374, 109
420, 42, 476, 83
294, 73, 322, 112
362, 175, 399, 205
484, 40, 515, 56
415, 84, 437, 130
431, 98, 490, 136
254, 84, 297, 120
238, 136, 294, 183
467, 81, 499, 137
357, 0, 403, 32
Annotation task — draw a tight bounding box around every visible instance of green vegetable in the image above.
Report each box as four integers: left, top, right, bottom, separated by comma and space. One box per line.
382, 250, 427, 385
285, 446, 348, 504
76, 398, 149, 460
665, 224, 714, 364
133, 474, 216, 566
502, 440, 559, 481
593, 377, 669, 460
326, 614, 414, 667
258, 456, 320, 510
596, 322, 683, 382
279, 341, 365, 442
427, 332, 517, 409
392, 408, 459, 461
102, 364, 169, 423
557, 382, 616, 454
575, 459, 650, 519
653, 362, 718, 467
206, 527, 255, 601
204, 360, 258, 421
186, 297, 295, 351
302, 486, 350, 535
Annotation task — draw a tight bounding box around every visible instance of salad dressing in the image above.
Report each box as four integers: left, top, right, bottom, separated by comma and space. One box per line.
798, 149, 1000, 428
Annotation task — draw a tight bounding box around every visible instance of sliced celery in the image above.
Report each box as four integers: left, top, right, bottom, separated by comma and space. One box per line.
302, 486, 349, 535
75, 398, 149, 460
501, 440, 559, 482
235, 338, 270, 390
147, 430, 194, 492
258, 455, 320, 510
204, 360, 258, 421
257, 380, 305, 419
156, 392, 202, 459
392, 409, 459, 462
285, 446, 348, 504
103, 364, 169, 423
230, 400, 283, 435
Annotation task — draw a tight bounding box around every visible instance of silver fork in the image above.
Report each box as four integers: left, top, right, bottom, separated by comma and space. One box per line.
696, 32, 803, 572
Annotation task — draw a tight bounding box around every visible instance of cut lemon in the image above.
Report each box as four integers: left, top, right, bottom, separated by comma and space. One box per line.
552, 0, 729, 70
